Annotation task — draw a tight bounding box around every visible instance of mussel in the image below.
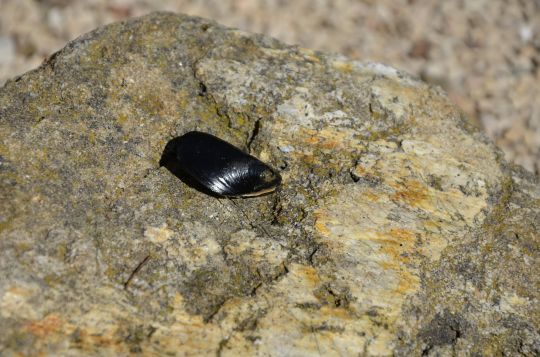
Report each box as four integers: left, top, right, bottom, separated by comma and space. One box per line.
160, 131, 282, 197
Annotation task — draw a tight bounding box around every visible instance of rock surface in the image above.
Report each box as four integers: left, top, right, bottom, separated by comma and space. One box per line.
0, 12, 538, 356
2, 0, 539, 174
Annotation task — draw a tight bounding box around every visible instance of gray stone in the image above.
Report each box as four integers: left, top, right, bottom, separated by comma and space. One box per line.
0, 12, 538, 356
0, 36, 15, 65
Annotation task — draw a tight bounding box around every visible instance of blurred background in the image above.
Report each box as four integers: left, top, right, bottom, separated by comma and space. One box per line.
0, 0, 538, 174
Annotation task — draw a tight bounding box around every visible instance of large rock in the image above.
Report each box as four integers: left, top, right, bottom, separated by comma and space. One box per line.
0, 12, 538, 356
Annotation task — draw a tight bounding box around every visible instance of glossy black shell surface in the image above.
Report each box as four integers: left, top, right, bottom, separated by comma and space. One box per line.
160, 131, 282, 197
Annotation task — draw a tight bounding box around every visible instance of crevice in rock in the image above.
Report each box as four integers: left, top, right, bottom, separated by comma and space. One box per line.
313, 284, 354, 309
325, 287, 344, 308
271, 262, 290, 283
197, 81, 207, 97
204, 298, 228, 323
234, 310, 266, 333
190, 52, 264, 152
123, 254, 150, 290
418, 310, 468, 355
350, 170, 360, 183
270, 194, 282, 225
247, 117, 261, 153
307, 245, 320, 266
249, 281, 263, 297
191, 51, 221, 113
216, 336, 229, 357
246, 268, 263, 297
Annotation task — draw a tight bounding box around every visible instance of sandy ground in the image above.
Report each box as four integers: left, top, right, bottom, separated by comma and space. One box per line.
0, 0, 538, 174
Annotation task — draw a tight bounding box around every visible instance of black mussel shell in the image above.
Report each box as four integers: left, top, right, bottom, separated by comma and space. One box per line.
160, 131, 282, 197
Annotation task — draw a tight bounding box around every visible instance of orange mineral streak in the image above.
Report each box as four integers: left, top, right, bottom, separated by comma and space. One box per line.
296, 152, 316, 165
299, 127, 352, 150
314, 212, 331, 236
315, 201, 420, 298
353, 165, 366, 175
363, 190, 381, 202
25, 314, 63, 338
321, 139, 340, 149
293, 264, 322, 288
394, 270, 419, 295
305, 136, 320, 145
7, 286, 34, 297
379, 228, 419, 295
391, 179, 429, 207
376, 229, 415, 268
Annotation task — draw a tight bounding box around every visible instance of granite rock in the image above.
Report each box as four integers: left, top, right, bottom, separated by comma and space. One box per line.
0, 12, 538, 356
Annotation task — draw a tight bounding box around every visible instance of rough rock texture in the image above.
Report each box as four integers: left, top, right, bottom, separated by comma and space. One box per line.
0, 12, 538, 356
2, 0, 539, 175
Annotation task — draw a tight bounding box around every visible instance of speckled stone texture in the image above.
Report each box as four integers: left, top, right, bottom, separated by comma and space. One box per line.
2, 0, 539, 174
0, 13, 538, 356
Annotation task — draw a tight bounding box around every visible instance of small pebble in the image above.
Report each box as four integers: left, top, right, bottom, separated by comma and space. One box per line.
0, 36, 15, 65
519, 25, 533, 43
47, 7, 64, 36
279, 145, 294, 153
